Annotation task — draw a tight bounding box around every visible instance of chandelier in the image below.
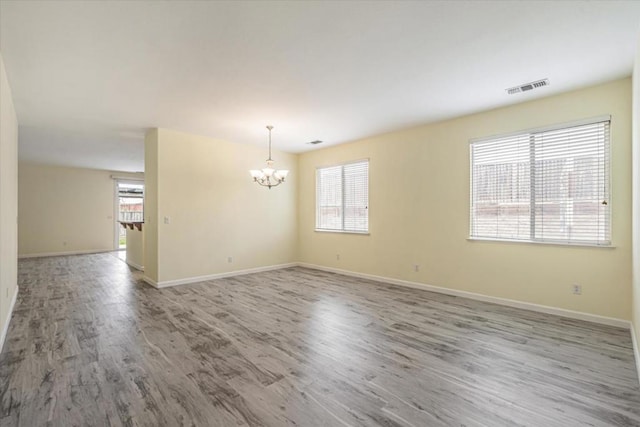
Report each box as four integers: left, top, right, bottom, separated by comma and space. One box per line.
249, 125, 289, 189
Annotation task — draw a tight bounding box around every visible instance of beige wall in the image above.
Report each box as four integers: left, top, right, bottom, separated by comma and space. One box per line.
145, 128, 297, 284
298, 78, 632, 320
125, 227, 144, 270
143, 130, 159, 282
0, 53, 19, 347
18, 163, 142, 256
632, 38, 640, 362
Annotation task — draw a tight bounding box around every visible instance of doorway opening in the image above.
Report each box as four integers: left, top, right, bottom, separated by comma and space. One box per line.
116, 181, 144, 249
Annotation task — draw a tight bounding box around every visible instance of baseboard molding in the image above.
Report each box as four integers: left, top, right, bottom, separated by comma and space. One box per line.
18, 249, 111, 259
0, 285, 18, 353
298, 263, 630, 329
137, 259, 629, 329
632, 323, 640, 384
143, 263, 298, 289
126, 260, 144, 271
142, 275, 158, 287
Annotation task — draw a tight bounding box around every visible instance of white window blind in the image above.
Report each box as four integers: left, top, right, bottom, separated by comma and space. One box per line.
470, 118, 610, 246
316, 160, 369, 233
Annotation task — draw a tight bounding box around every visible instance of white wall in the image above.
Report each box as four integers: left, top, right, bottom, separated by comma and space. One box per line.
18, 163, 142, 256
298, 78, 632, 321
632, 36, 640, 367
0, 53, 19, 349
144, 128, 297, 285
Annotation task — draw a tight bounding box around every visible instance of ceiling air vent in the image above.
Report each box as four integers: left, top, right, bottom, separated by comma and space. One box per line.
506, 79, 549, 95
307, 140, 323, 145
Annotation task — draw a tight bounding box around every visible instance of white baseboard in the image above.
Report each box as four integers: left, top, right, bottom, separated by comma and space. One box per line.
298, 263, 631, 329
0, 285, 18, 353
143, 263, 298, 289
138, 259, 629, 330
18, 249, 111, 259
632, 323, 640, 384
142, 275, 158, 287
8, 252, 639, 377
126, 260, 144, 271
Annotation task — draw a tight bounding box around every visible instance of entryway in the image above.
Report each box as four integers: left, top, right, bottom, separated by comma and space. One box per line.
115, 181, 144, 249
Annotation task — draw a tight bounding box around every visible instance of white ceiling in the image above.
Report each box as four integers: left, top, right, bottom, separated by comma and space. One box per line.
1, 1, 639, 172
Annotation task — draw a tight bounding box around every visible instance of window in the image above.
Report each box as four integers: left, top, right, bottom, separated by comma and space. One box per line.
116, 181, 144, 249
316, 160, 369, 233
470, 117, 610, 246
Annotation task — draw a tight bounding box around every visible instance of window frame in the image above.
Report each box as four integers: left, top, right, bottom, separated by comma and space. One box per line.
468, 115, 612, 247
315, 159, 370, 234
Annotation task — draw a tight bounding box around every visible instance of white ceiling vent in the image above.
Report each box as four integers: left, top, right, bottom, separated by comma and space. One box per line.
506, 79, 549, 95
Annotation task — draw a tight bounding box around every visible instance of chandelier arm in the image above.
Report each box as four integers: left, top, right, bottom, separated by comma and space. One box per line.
254, 175, 283, 189
256, 181, 278, 188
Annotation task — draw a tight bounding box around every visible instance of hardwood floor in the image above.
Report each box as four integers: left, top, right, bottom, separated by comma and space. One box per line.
1, 253, 639, 426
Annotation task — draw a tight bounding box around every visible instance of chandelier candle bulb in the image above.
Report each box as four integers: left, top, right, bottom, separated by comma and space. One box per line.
249, 125, 289, 189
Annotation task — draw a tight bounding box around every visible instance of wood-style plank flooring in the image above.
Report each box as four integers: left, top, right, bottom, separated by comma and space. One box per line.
1, 253, 639, 426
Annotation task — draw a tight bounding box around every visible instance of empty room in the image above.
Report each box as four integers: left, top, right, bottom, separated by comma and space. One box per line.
2, 1, 640, 426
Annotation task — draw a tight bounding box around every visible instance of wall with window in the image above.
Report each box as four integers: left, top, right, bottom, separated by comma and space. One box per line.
143, 128, 297, 285
0, 53, 18, 350
18, 163, 142, 256
298, 78, 632, 320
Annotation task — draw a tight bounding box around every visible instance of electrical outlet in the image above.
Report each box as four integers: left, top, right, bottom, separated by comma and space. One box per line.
227, 256, 233, 263
164, 216, 170, 224
572, 284, 582, 295
336, 254, 340, 261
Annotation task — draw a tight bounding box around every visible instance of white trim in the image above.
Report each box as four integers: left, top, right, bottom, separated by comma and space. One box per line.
126, 260, 144, 271
113, 179, 119, 250
4, 257, 638, 381
18, 249, 111, 259
143, 263, 298, 289
314, 229, 370, 235
110, 174, 144, 181
142, 275, 158, 287
632, 323, 640, 385
0, 285, 18, 353
466, 237, 615, 249
140, 260, 630, 329
298, 262, 630, 329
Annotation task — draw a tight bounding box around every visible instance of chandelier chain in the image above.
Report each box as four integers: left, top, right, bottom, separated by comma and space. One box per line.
267, 125, 273, 161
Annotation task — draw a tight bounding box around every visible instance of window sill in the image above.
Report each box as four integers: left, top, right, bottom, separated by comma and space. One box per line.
315, 229, 370, 235
467, 237, 614, 249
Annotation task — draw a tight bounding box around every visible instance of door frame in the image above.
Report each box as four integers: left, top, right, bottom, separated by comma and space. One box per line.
113, 178, 145, 250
